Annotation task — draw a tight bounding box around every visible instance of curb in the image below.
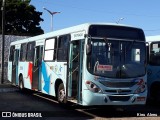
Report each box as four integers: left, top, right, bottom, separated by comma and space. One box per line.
0, 84, 19, 93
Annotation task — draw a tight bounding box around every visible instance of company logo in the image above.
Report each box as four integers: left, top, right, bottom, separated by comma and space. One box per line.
117, 89, 122, 94
2, 112, 11, 117
1, 112, 42, 118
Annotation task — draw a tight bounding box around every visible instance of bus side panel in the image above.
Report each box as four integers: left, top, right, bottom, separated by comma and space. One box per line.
23, 62, 32, 89
41, 61, 67, 96
41, 61, 52, 94
147, 65, 160, 97
81, 68, 103, 106
8, 62, 12, 82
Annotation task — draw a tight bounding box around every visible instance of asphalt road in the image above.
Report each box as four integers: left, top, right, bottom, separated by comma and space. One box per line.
0, 84, 160, 120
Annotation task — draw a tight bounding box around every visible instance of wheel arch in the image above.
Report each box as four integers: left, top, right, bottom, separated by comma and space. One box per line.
19, 73, 24, 85
150, 81, 160, 97
55, 79, 63, 97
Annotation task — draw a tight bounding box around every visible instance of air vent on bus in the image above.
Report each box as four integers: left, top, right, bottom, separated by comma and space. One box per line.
105, 89, 131, 93
109, 96, 130, 101
100, 81, 137, 88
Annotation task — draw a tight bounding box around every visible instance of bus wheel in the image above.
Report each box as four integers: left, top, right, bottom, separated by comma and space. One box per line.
151, 83, 160, 102
19, 76, 24, 90
57, 83, 66, 103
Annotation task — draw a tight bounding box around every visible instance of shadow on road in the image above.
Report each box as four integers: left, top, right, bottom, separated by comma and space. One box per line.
34, 91, 160, 118
0, 84, 160, 119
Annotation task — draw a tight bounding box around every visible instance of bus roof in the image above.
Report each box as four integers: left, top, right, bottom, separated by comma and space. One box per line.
10, 23, 142, 45
146, 35, 160, 42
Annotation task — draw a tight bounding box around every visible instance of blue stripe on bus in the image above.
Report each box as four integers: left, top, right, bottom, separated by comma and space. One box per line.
42, 62, 50, 93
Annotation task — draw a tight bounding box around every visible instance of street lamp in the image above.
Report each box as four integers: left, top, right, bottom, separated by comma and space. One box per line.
1, 0, 5, 84
116, 18, 124, 24
43, 7, 60, 31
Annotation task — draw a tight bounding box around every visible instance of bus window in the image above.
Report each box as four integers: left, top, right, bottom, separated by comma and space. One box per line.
87, 39, 145, 78
57, 35, 70, 61
20, 43, 27, 61
26, 42, 35, 61
9, 46, 15, 61
150, 42, 160, 65
44, 38, 57, 61
131, 48, 140, 62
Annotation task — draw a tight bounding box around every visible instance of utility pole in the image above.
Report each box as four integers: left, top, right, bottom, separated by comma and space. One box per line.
1, 0, 5, 84
43, 7, 60, 31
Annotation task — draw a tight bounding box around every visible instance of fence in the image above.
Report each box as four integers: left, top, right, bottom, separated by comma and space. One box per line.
0, 35, 28, 83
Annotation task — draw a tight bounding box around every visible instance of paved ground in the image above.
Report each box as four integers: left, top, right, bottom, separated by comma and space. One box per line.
0, 84, 160, 120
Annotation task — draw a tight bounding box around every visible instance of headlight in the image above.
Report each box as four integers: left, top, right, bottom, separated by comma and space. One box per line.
134, 79, 146, 94
85, 81, 102, 93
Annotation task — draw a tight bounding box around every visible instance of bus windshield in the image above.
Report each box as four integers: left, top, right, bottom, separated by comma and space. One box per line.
87, 38, 146, 78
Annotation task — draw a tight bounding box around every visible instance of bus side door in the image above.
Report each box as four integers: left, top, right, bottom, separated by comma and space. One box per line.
8, 46, 15, 82
67, 40, 83, 103
12, 49, 19, 85
32, 45, 43, 91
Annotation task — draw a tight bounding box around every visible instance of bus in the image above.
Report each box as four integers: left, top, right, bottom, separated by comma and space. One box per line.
146, 35, 160, 101
8, 23, 147, 106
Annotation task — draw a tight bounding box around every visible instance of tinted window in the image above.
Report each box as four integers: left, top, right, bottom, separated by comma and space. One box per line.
26, 42, 35, 61
89, 25, 145, 41
87, 39, 146, 78
9, 46, 15, 61
150, 42, 160, 65
57, 35, 70, 61
20, 43, 27, 61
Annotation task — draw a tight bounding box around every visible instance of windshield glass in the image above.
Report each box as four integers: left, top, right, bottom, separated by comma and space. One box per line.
87, 39, 146, 78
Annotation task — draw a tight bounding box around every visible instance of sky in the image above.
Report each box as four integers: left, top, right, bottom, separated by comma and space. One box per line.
30, 0, 160, 36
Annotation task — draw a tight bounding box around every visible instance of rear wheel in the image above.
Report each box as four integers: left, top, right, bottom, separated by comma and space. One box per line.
19, 76, 24, 90
57, 83, 66, 104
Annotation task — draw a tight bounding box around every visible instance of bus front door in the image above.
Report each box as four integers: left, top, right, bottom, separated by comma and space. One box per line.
12, 49, 19, 85
32, 46, 43, 91
67, 40, 83, 103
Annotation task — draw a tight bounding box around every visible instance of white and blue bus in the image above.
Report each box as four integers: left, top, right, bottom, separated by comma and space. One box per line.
146, 35, 160, 101
8, 23, 147, 106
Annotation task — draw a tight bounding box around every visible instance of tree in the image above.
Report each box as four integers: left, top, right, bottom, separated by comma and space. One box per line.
0, 0, 44, 36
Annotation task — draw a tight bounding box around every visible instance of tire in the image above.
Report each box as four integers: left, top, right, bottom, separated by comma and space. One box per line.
57, 83, 66, 104
19, 76, 24, 91
150, 83, 160, 102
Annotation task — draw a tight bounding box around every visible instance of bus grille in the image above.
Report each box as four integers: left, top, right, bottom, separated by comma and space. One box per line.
105, 89, 131, 93
109, 96, 130, 101
99, 81, 137, 88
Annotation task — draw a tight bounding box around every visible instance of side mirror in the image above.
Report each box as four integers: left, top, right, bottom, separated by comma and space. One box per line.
86, 44, 92, 55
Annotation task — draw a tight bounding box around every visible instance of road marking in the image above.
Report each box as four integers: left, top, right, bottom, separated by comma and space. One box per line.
33, 93, 59, 104
75, 109, 97, 118
33, 93, 102, 119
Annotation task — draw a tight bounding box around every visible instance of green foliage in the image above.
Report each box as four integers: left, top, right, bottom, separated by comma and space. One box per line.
0, 0, 44, 36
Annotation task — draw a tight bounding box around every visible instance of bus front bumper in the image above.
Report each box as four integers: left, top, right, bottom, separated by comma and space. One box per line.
82, 90, 147, 106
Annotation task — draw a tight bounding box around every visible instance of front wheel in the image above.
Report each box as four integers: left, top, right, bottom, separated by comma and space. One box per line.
150, 84, 160, 102
57, 83, 66, 104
